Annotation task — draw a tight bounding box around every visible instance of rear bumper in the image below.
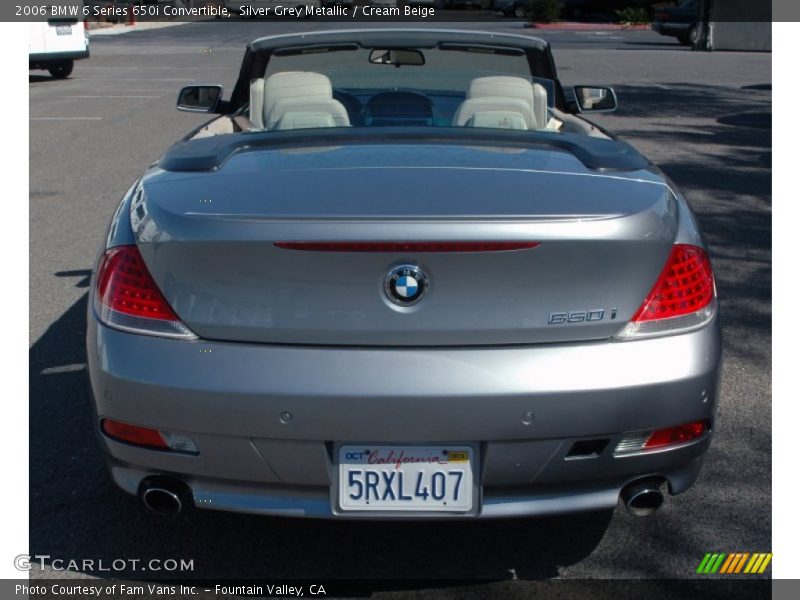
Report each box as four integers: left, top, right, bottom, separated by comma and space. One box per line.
87, 315, 722, 518
108, 455, 706, 519
29, 49, 89, 65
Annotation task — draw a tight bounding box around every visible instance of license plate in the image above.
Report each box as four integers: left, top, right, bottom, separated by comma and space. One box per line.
56, 25, 72, 36
338, 445, 474, 512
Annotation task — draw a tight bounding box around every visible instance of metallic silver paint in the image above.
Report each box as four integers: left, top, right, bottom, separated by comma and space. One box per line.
132, 144, 678, 346
87, 307, 721, 517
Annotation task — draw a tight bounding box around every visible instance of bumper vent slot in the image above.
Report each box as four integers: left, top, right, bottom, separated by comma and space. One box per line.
565, 439, 609, 460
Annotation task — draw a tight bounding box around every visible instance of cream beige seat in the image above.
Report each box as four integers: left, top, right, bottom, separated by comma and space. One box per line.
453, 97, 534, 130
249, 71, 350, 131
453, 75, 548, 131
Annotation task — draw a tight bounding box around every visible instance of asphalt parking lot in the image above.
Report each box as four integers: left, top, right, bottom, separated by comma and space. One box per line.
29, 19, 771, 590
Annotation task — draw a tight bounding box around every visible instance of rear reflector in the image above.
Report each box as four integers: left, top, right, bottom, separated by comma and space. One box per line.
101, 419, 199, 454
616, 244, 716, 340
101, 419, 168, 450
614, 420, 709, 455
644, 420, 709, 449
273, 241, 540, 253
95, 245, 195, 339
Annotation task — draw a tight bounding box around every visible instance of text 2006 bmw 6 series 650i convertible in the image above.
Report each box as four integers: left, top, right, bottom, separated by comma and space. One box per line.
87, 29, 721, 519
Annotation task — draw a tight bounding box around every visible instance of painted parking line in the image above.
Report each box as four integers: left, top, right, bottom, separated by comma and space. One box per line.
33, 87, 181, 93
40, 364, 86, 375
53, 95, 162, 99
74, 78, 196, 82
30, 117, 103, 121
78, 66, 231, 70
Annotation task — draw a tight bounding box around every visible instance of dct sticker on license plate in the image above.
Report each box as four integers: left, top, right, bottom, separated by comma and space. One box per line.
56, 25, 72, 36
337, 445, 474, 512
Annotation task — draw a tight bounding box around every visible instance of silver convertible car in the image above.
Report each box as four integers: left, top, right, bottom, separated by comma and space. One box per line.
87, 29, 721, 519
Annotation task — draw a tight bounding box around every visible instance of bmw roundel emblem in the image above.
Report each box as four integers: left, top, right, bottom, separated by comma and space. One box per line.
384, 264, 428, 306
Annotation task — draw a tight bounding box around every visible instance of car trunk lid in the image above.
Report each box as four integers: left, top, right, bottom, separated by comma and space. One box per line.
133, 143, 676, 346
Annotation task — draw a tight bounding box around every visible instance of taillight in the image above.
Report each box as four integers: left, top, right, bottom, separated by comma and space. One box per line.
94, 245, 196, 339
614, 420, 710, 456
101, 418, 199, 454
615, 244, 716, 340
644, 420, 708, 449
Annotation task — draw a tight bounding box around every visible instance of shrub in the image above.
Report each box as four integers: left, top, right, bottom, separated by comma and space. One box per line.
527, 0, 564, 22
615, 6, 653, 24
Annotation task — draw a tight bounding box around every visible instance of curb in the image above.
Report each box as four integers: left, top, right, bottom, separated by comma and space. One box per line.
88, 21, 189, 36
524, 22, 651, 30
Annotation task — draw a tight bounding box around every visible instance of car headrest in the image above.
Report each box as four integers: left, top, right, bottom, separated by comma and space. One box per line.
469, 75, 533, 101
263, 71, 333, 128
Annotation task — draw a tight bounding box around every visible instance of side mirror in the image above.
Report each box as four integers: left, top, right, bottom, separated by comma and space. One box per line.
573, 86, 617, 113
177, 85, 223, 113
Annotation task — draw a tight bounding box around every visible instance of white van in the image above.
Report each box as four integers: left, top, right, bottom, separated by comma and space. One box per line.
29, 20, 89, 79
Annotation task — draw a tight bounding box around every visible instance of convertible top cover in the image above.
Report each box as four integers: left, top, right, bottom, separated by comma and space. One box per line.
158, 128, 651, 173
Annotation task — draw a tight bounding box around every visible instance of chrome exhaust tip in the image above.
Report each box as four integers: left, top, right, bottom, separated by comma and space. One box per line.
139, 477, 192, 517
621, 479, 666, 517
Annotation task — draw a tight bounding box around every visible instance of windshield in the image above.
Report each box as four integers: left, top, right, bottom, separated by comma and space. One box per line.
241, 46, 560, 133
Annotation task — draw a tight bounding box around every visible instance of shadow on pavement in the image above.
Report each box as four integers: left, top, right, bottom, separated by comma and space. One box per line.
600, 82, 771, 364
30, 292, 612, 584
621, 41, 687, 49
741, 84, 770, 91
29, 74, 62, 83
557, 80, 772, 579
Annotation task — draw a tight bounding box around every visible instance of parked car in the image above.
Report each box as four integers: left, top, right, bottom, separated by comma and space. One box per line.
444, 0, 483, 9
494, 0, 652, 21
563, 0, 652, 19
493, 0, 527, 18
652, 0, 701, 46
88, 28, 721, 520
28, 19, 89, 79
